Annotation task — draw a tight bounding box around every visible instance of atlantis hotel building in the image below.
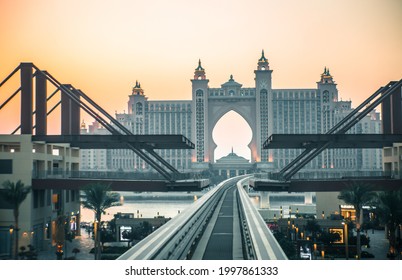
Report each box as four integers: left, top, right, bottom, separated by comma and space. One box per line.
80, 51, 382, 173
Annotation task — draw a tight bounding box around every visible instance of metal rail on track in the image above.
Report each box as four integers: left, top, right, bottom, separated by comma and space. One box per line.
237, 177, 288, 260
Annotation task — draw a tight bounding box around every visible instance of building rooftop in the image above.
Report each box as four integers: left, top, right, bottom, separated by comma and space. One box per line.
215, 148, 249, 164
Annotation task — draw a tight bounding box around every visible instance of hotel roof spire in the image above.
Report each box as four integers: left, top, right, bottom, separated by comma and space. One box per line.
257, 49, 269, 70
193, 59, 206, 80
195, 59, 204, 71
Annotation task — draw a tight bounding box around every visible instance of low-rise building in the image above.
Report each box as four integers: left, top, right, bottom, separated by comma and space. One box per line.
383, 143, 402, 179
0, 135, 80, 257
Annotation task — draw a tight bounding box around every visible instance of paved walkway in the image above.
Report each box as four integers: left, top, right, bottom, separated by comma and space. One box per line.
37, 229, 95, 260
363, 229, 389, 260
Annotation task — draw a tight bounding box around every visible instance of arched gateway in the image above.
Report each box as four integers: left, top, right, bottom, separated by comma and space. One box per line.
191, 52, 272, 168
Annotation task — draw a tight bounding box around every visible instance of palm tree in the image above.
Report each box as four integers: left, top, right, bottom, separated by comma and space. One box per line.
338, 182, 376, 259
306, 219, 321, 234
2, 180, 31, 259
81, 183, 120, 260
374, 190, 402, 259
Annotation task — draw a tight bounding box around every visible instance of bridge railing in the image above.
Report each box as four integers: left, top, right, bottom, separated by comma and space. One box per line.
236, 177, 288, 260
32, 170, 205, 181
254, 170, 395, 181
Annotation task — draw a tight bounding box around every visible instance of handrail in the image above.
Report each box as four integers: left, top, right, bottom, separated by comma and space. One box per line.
237, 177, 288, 260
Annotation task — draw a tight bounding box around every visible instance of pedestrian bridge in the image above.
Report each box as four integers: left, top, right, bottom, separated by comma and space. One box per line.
118, 176, 287, 260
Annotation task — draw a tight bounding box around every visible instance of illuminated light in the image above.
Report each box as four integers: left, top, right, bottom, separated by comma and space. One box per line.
193, 195, 198, 201
10, 149, 15, 153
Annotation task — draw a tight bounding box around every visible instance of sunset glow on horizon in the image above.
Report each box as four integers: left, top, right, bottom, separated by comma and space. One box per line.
1, 0, 401, 160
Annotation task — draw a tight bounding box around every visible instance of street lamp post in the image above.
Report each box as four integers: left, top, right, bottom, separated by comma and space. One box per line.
313, 243, 317, 260
343, 221, 349, 259
9, 225, 14, 259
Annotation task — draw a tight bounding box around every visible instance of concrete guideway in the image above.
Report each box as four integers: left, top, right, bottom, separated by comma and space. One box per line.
194, 185, 243, 260
118, 175, 287, 260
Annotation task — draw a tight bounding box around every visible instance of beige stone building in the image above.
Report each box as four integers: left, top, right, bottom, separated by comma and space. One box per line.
0, 135, 80, 257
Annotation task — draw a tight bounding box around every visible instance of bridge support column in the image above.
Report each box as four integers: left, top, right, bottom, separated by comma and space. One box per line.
259, 191, 270, 209
382, 85, 402, 134
304, 192, 313, 205
35, 70, 47, 135
61, 84, 72, 135
20, 63, 33, 134
61, 84, 80, 135
71, 89, 81, 135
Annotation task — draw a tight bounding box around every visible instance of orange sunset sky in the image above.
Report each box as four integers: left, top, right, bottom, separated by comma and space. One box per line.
0, 0, 401, 160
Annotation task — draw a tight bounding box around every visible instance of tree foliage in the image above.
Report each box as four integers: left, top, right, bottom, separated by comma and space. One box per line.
2, 180, 31, 259
81, 183, 120, 260
273, 232, 297, 259
305, 219, 321, 239
338, 182, 375, 259
318, 231, 341, 246
374, 190, 402, 258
